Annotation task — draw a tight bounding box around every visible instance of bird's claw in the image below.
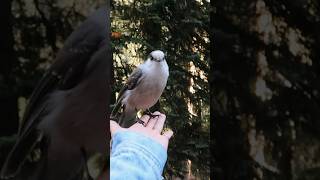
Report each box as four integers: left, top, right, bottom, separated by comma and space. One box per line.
136, 118, 146, 126
144, 110, 160, 119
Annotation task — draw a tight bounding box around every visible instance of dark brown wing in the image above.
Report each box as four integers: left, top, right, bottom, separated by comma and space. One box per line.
110, 67, 143, 117
118, 67, 143, 98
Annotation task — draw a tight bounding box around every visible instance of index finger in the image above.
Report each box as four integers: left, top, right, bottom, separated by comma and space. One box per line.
153, 113, 166, 133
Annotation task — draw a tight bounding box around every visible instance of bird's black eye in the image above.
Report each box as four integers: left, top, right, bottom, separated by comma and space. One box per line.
150, 56, 154, 60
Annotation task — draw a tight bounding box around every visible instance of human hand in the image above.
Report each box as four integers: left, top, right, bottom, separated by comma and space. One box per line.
110, 111, 174, 150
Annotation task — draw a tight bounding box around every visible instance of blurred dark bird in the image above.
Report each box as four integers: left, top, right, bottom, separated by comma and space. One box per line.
0, 5, 111, 180
111, 50, 169, 128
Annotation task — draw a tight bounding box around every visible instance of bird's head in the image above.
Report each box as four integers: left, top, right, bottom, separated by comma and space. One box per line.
148, 50, 165, 62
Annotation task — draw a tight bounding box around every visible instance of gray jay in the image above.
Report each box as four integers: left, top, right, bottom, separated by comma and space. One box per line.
111, 50, 169, 128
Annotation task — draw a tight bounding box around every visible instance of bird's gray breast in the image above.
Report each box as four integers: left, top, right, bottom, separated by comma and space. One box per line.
126, 67, 168, 110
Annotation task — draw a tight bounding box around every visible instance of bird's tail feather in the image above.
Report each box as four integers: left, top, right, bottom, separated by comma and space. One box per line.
119, 106, 136, 128
110, 100, 122, 119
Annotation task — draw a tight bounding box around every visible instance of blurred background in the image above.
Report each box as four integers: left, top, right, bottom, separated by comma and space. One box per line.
212, 0, 320, 179
0, 0, 105, 175
111, 0, 210, 179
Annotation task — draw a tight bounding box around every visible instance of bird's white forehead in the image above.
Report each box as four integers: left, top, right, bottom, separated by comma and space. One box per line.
150, 50, 165, 60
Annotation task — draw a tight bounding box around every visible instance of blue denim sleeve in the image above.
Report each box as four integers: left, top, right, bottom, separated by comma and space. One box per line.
110, 131, 167, 180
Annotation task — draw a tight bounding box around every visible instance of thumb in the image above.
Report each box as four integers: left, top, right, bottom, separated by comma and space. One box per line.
162, 129, 174, 140
110, 120, 122, 136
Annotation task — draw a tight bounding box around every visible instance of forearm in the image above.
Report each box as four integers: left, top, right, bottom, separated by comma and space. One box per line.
110, 131, 167, 180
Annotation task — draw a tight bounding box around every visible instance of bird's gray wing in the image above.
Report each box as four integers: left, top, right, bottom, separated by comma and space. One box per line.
110, 67, 144, 118
120, 67, 144, 95
0, 6, 108, 179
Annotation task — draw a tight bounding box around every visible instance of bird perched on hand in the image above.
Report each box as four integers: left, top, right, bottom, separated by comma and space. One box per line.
111, 50, 169, 128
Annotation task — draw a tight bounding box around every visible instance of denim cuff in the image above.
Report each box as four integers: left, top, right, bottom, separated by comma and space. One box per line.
111, 131, 167, 173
